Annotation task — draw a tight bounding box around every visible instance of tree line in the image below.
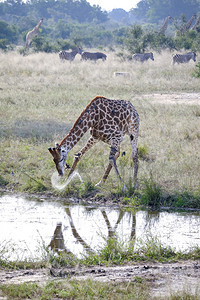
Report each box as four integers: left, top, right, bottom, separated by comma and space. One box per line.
0, 0, 200, 55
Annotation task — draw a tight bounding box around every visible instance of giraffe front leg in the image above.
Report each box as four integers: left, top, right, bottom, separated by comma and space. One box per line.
67, 136, 98, 178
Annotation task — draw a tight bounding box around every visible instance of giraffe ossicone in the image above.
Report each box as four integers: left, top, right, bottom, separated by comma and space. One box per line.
48, 96, 140, 189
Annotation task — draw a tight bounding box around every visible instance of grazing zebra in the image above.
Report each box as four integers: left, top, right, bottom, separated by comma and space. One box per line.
59, 47, 82, 61
132, 52, 154, 62
172, 52, 196, 64
81, 51, 107, 61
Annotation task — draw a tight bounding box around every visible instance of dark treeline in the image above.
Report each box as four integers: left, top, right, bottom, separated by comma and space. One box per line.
0, 0, 200, 55
131, 0, 200, 23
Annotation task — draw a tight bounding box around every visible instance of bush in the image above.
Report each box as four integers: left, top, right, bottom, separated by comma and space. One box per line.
193, 62, 200, 78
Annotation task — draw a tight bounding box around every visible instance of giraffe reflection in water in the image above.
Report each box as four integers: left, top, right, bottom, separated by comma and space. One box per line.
49, 208, 136, 256
49, 222, 71, 255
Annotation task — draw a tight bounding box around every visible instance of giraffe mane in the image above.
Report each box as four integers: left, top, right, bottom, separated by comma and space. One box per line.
59, 96, 107, 147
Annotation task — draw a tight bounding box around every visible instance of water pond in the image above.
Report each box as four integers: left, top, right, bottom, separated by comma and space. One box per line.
1, 193, 200, 261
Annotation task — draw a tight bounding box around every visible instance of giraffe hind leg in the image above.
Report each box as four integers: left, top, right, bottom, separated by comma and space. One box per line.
109, 147, 127, 191
128, 130, 139, 189
97, 146, 127, 191
95, 148, 120, 187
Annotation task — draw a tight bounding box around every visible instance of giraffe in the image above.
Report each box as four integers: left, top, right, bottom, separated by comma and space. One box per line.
159, 16, 173, 34
191, 14, 200, 30
26, 18, 43, 47
181, 13, 196, 34
48, 96, 139, 190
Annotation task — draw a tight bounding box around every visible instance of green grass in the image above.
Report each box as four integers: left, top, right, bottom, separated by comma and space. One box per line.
1, 233, 200, 271
0, 50, 199, 208
0, 279, 150, 300
1, 279, 200, 299
40, 235, 200, 269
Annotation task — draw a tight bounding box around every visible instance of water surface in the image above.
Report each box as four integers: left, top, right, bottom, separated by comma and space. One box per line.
1, 194, 200, 260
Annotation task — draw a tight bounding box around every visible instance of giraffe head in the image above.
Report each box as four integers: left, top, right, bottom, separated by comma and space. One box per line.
48, 144, 68, 176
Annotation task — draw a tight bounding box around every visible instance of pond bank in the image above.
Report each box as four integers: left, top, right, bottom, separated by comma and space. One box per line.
1, 260, 200, 298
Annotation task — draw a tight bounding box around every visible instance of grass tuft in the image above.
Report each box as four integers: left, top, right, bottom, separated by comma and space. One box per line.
140, 177, 163, 208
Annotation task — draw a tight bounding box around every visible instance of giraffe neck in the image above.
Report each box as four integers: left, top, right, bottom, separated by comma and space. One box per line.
34, 20, 43, 32
192, 16, 200, 30
160, 16, 170, 32
59, 121, 90, 151
183, 15, 196, 31
186, 17, 195, 28
59, 97, 101, 150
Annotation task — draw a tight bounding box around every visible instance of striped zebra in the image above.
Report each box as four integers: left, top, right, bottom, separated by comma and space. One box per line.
132, 52, 154, 62
172, 52, 196, 64
81, 51, 107, 61
59, 47, 82, 61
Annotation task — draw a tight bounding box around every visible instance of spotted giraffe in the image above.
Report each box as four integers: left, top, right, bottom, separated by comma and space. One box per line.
191, 14, 200, 31
26, 18, 43, 47
159, 16, 173, 34
48, 96, 139, 189
181, 14, 196, 34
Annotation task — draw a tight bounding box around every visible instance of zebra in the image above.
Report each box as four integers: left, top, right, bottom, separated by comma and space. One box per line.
132, 52, 154, 62
59, 47, 82, 61
81, 51, 107, 61
172, 52, 196, 64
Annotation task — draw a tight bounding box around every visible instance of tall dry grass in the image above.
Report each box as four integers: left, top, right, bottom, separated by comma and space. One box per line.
0, 50, 199, 195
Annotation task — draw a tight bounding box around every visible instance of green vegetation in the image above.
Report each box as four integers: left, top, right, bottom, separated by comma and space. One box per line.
0, 0, 200, 53
1, 232, 200, 270
1, 280, 200, 299
131, 0, 200, 23
0, 279, 149, 300
193, 61, 200, 78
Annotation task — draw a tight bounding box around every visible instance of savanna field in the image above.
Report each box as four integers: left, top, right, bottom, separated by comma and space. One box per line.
0, 50, 200, 206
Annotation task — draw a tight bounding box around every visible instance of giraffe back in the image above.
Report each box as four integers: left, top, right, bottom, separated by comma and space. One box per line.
59, 96, 139, 147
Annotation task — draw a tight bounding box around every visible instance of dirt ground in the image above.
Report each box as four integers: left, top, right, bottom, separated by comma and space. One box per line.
1, 260, 200, 298
141, 92, 200, 106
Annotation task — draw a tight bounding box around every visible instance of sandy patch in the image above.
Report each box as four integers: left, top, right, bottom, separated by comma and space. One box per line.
142, 93, 200, 105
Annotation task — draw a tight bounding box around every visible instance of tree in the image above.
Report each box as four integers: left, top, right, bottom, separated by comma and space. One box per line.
131, 0, 200, 23
108, 9, 130, 24
0, 21, 18, 43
